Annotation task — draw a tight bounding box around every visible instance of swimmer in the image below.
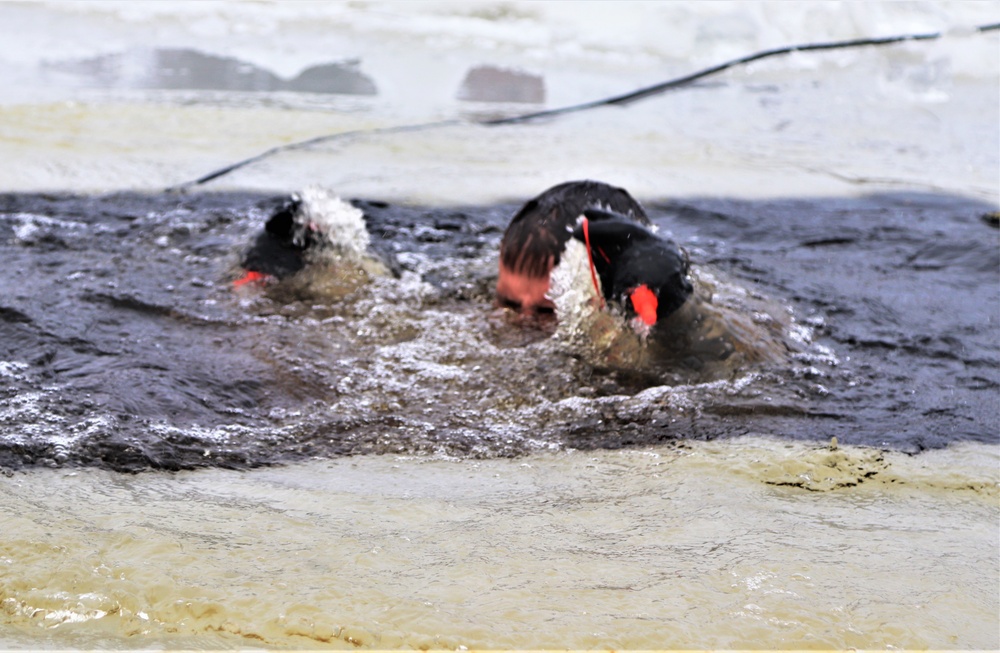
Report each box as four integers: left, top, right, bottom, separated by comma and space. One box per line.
235, 187, 390, 296
499, 181, 795, 378
497, 180, 693, 327
236, 195, 310, 285
496, 180, 655, 317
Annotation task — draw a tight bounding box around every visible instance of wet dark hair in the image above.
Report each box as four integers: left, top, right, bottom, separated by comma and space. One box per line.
500, 180, 651, 278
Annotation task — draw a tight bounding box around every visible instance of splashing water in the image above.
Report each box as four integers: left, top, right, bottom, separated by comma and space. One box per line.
291, 186, 371, 255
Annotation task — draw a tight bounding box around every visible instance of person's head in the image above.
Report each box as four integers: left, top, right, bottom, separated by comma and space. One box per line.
496, 180, 650, 317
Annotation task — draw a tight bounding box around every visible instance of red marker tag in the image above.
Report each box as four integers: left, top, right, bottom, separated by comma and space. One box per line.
233, 270, 271, 287
630, 284, 658, 326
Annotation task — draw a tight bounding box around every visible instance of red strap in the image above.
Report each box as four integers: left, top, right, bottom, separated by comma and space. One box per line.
581, 217, 605, 309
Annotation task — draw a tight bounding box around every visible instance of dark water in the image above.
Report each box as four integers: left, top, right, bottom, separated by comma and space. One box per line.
1, 190, 997, 472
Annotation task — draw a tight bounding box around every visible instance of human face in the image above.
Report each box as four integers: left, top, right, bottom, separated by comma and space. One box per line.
496, 263, 556, 316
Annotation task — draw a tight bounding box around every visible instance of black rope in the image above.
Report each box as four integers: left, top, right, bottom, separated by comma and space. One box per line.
167, 21, 999, 192
177, 119, 461, 188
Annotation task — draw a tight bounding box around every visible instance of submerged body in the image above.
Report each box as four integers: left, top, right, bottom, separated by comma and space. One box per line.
551, 239, 796, 382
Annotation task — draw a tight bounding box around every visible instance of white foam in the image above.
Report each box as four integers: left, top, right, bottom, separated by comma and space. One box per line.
2, 212, 91, 245
291, 186, 370, 256
0, 361, 29, 378
548, 238, 609, 347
